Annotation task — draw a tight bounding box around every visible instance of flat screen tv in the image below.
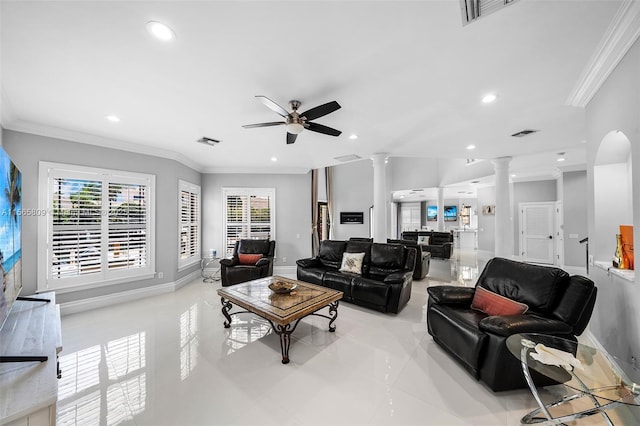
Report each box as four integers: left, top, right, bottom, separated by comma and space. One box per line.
444, 205, 457, 221
0, 146, 22, 331
426, 205, 437, 221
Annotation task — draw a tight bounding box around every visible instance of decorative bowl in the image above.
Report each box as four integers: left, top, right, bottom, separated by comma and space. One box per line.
268, 281, 297, 294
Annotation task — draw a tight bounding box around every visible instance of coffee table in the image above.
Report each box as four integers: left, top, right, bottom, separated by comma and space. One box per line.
506, 333, 640, 425
217, 276, 343, 364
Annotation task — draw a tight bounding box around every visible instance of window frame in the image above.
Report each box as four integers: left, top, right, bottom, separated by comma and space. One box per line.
37, 162, 156, 293
222, 187, 276, 256
178, 180, 201, 270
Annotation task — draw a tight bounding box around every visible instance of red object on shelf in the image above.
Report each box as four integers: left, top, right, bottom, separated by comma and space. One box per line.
620, 225, 634, 270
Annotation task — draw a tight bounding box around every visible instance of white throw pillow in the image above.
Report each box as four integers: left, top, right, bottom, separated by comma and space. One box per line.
418, 236, 430, 245
339, 252, 365, 274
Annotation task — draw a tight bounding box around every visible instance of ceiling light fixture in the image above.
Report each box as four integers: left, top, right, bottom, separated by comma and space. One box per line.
482, 93, 497, 104
285, 123, 304, 135
271, 157, 277, 162
105, 115, 120, 122
466, 144, 476, 150
349, 134, 358, 140
146, 21, 175, 41
557, 158, 566, 162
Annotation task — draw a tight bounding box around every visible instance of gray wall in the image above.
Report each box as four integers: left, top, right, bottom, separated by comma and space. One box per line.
388, 157, 439, 191
562, 171, 588, 267
201, 172, 312, 264
512, 180, 557, 255
332, 160, 373, 240
585, 37, 640, 367
476, 186, 496, 253
3, 130, 201, 304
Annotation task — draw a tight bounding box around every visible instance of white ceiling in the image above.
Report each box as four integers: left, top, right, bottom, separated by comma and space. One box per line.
0, 1, 623, 175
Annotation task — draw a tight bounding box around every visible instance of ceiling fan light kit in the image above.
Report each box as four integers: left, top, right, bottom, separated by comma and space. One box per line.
243, 95, 342, 144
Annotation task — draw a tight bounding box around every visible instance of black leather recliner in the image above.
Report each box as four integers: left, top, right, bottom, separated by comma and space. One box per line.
427, 257, 597, 391
387, 239, 431, 280
220, 239, 276, 287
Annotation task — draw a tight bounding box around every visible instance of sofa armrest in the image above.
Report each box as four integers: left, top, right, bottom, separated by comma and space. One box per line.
479, 314, 573, 337
296, 257, 320, 268
255, 257, 271, 267
220, 258, 238, 267
383, 270, 412, 284
427, 286, 475, 305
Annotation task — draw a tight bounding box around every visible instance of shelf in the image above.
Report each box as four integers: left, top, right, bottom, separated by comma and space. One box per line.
594, 260, 635, 282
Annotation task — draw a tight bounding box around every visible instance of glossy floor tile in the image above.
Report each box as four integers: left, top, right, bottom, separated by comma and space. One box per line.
57, 251, 639, 425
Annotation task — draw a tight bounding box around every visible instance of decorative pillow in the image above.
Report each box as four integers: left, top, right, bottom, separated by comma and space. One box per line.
418, 236, 430, 245
471, 286, 529, 316
238, 253, 264, 265
339, 252, 365, 274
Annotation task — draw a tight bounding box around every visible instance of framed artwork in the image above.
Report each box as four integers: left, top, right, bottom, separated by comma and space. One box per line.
482, 205, 495, 215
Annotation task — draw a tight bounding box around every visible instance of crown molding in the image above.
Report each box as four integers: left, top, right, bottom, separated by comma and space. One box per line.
2, 119, 204, 172
200, 166, 310, 175
566, 0, 640, 107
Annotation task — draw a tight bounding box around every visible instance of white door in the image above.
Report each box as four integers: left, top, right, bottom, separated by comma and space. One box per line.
520, 202, 555, 264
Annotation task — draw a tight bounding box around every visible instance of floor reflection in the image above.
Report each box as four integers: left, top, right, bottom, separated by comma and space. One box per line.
426, 249, 485, 285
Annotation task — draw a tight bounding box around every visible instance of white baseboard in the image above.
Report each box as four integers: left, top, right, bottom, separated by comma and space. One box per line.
60, 269, 201, 316
274, 265, 296, 277
562, 265, 588, 276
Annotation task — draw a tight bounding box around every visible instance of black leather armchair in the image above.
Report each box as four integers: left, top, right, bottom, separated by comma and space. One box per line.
220, 239, 276, 287
387, 239, 431, 280
427, 257, 597, 391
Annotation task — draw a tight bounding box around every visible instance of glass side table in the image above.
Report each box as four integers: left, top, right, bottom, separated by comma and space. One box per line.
201, 257, 221, 283
506, 333, 640, 425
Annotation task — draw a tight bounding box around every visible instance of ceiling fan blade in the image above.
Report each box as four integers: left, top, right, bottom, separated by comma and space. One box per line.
286, 132, 298, 144
300, 101, 341, 121
306, 122, 342, 137
242, 121, 285, 129
256, 95, 290, 117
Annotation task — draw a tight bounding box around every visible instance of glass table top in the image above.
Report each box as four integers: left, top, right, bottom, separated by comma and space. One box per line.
506, 333, 640, 407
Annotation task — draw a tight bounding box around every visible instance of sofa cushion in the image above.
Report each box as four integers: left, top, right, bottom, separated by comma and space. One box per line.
476, 257, 569, 314
237, 239, 270, 254
318, 240, 347, 269
297, 265, 334, 286
323, 271, 354, 300
339, 252, 365, 274
369, 243, 406, 276
352, 276, 390, 308
238, 253, 263, 265
471, 287, 529, 316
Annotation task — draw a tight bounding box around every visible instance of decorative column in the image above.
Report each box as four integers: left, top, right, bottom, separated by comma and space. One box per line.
436, 187, 445, 231
493, 156, 513, 258
371, 153, 389, 243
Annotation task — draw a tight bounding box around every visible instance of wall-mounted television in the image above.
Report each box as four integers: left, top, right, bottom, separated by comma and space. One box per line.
0, 146, 23, 331
426, 205, 437, 221
444, 205, 457, 221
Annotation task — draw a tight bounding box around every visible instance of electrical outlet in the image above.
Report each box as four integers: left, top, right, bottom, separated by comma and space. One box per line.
282, 257, 287, 263
588, 255, 594, 266
158, 272, 164, 279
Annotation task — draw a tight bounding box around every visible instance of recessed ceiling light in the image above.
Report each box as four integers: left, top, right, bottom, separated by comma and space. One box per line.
466, 144, 476, 150
511, 174, 517, 177
349, 134, 358, 140
271, 157, 277, 162
482, 93, 497, 104
147, 21, 175, 41
557, 158, 565, 162
105, 115, 120, 122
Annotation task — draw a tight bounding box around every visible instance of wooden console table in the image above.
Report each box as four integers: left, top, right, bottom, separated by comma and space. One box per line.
0, 292, 62, 426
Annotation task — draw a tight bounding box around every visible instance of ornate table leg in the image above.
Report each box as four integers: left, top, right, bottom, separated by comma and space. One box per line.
273, 323, 293, 364
328, 301, 339, 332
221, 297, 233, 328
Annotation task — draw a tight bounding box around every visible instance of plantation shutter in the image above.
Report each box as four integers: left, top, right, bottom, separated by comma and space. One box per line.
108, 182, 148, 270
179, 181, 201, 266
223, 188, 275, 256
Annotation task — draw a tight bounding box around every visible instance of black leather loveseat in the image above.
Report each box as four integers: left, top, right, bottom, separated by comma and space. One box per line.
427, 257, 597, 391
297, 240, 416, 313
401, 231, 453, 259
387, 239, 431, 280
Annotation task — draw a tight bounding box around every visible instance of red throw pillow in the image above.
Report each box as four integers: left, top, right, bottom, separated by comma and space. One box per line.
238, 253, 264, 265
471, 286, 528, 316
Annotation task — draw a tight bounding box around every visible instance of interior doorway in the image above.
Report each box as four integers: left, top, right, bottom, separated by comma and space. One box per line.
519, 202, 555, 264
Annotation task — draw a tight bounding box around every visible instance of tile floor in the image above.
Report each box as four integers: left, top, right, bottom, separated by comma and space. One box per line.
56, 251, 638, 425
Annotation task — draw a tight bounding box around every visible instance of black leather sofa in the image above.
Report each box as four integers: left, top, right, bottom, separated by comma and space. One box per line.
220, 239, 276, 287
401, 231, 453, 259
427, 257, 597, 391
387, 239, 431, 280
296, 240, 416, 313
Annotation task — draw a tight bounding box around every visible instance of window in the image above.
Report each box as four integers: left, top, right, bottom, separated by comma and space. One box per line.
178, 180, 200, 269
222, 188, 275, 256
400, 202, 421, 231
38, 162, 155, 292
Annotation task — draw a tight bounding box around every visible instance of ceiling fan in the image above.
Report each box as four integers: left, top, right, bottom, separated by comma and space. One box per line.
242, 96, 342, 144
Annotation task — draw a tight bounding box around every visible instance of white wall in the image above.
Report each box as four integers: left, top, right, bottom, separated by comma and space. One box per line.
3, 130, 201, 304
585, 36, 640, 365
477, 186, 496, 253
562, 171, 588, 267
437, 158, 494, 186
331, 159, 373, 240
201, 172, 312, 265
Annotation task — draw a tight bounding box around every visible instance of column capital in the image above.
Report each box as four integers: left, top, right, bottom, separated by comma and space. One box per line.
491, 156, 512, 169
371, 153, 389, 165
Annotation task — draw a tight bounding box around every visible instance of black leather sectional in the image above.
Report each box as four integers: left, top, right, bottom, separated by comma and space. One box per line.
401, 231, 454, 259
296, 240, 416, 313
387, 239, 431, 279
427, 257, 597, 391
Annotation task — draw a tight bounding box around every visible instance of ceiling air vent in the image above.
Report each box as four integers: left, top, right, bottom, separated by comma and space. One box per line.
460, 0, 521, 26
511, 129, 539, 138
197, 137, 220, 146
334, 154, 362, 162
